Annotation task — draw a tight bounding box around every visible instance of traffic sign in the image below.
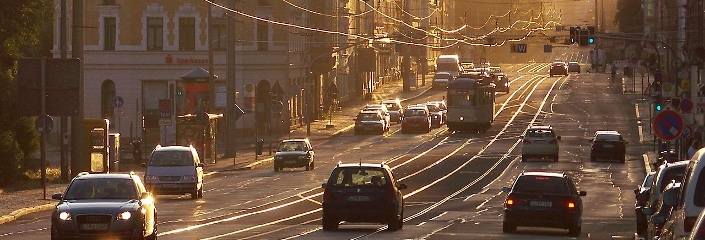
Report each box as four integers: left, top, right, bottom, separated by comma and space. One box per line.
35, 115, 54, 133
158, 99, 172, 119
652, 109, 685, 141
682, 126, 693, 139
113, 96, 124, 108
680, 98, 694, 113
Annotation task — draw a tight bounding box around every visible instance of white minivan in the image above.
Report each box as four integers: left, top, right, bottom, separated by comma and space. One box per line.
666, 148, 705, 239
143, 145, 205, 199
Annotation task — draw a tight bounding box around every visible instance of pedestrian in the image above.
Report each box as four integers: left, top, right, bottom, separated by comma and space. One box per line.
610, 64, 618, 82
687, 140, 701, 160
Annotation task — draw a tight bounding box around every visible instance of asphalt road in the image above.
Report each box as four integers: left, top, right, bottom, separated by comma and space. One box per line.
0, 45, 654, 239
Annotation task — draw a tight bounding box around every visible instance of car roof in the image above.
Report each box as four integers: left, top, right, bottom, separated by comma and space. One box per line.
153, 145, 193, 152
569, 61, 579, 64
337, 162, 389, 169
281, 138, 309, 143
74, 172, 138, 180
406, 105, 428, 109
359, 110, 381, 114
528, 125, 553, 130
595, 130, 620, 135
381, 99, 401, 104
520, 171, 566, 178
659, 160, 690, 170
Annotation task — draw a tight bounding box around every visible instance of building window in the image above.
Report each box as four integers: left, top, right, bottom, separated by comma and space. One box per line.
104, 17, 116, 50
179, 17, 195, 51
257, 22, 268, 51
147, 17, 163, 51
211, 18, 226, 51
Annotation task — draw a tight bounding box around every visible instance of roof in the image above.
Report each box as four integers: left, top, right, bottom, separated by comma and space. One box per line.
281, 138, 309, 143
337, 162, 388, 169
153, 145, 193, 152
381, 99, 401, 104
595, 130, 620, 135
74, 172, 137, 180
528, 125, 553, 130
359, 110, 382, 115
406, 104, 427, 109
521, 171, 565, 178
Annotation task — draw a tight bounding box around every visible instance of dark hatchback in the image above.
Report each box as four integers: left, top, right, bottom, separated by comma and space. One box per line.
51, 172, 157, 240
590, 130, 628, 163
401, 106, 431, 133
321, 163, 407, 231
635, 171, 656, 236
503, 172, 586, 236
273, 139, 315, 171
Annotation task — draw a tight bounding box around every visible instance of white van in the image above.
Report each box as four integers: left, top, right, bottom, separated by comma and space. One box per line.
143, 145, 205, 199
667, 148, 705, 239
435, 55, 461, 76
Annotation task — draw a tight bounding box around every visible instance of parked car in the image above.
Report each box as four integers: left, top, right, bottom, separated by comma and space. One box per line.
273, 139, 315, 171
381, 99, 404, 123
321, 162, 407, 231
51, 172, 157, 240
354, 110, 389, 135
520, 125, 561, 162
667, 148, 705, 239
589, 130, 628, 163
432, 72, 453, 89
143, 145, 204, 199
549, 61, 569, 77
644, 181, 681, 240
568, 62, 581, 73
502, 172, 586, 236
635, 171, 656, 236
401, 105, 431, 133
686, 204, 705, 240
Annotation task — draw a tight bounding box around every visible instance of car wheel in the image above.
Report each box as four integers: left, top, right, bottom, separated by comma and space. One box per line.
502, 222, 516, 233
621, 155, 626, 163
322, 216, 339, 231
387, 209, 403, 231
197, 185, 204, 198
310, 160, 315, 170
426, 126, 431, 133
568, 225, 581, 236
191, 189, 198, 199
305, 162, 311, 171
274, 164, 280, 172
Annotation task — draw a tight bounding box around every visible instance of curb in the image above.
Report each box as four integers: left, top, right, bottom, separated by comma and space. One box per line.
0, 203, 55, 225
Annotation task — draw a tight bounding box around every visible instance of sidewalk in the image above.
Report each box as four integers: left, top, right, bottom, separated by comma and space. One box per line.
0, 75, 434, 225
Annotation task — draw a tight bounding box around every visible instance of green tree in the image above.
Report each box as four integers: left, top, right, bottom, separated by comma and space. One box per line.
0, 0, 52, 185
614, 0, 644, 34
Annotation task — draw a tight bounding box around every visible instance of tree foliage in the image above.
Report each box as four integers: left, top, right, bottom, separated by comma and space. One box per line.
0, 0, 52, 184
614, 0, 644, 34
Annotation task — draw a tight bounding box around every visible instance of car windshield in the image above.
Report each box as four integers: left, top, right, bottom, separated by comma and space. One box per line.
64, 179, 138, 200
405, 109, 426, 116
595, 134, 622, 141
330, 168, 388, 187
277, 141, 306, 152
383, 103, 400, 110
149, 151, 193, 166
357, 113, 381, 121
426, 105, 440, 112
513, 176, 570, 195
526, 129, 555, 138
658, 166, 686, 192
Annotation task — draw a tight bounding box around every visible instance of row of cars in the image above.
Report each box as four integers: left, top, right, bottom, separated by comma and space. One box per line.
520, 125, 627, 163
634, 148, 705, 240
549, 61, 581, 76
353, 99, 448, 135
432, 65, 511, 93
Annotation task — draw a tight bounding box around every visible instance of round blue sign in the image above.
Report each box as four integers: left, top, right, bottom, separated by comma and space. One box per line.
652, 109, 684, 141
114, 96, 124, 108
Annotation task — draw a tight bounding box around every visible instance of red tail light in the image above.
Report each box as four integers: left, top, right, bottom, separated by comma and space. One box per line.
567, 201, 575, 209
686, 216, 697, 232
505, 198, 514, 207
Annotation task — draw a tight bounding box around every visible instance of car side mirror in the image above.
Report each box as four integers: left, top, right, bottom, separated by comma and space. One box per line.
141, 163, 147, 168
578, 191, 587, 196
52, 193, 63, 200
634, 189, 639, 195
321, 183, 327, 189
397, 183, 407, 190
502, 187, 511, 193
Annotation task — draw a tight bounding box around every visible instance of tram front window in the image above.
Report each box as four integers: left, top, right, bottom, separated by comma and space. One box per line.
449, 93, 475, 107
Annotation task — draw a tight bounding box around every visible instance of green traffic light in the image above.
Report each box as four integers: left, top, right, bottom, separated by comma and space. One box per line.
656, 105, 662, 111
588, 38, 594, 44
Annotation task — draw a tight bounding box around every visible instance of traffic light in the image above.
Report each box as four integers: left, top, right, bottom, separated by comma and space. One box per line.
654, 96, 663, 111
569, 27, 577, 43
587, 26, 595, 44
579, 28, 589, 46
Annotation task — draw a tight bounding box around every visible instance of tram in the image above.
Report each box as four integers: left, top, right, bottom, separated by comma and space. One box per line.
446, 72, 496, 133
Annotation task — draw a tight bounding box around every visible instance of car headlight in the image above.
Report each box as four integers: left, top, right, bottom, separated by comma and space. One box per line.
433, 115, 439, 119
58, 211, 72, 221
144, 175, 157, 181
183, 175, 196, 181
117, 211, 132, 220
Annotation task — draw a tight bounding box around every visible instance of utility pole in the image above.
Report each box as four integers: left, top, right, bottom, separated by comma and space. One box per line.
226, 0, 237, 159
59, 0, 69, 181
70, 0, 84, 177
402, 0, 411, 92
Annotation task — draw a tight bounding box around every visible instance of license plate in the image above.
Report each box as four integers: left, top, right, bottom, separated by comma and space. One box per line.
347, 196, 371, 202
80, 223, 108, 230
603, 144, 614, 148
529, 201, 552, 207
162, 184, 179, 188
286, 160, 297, 164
